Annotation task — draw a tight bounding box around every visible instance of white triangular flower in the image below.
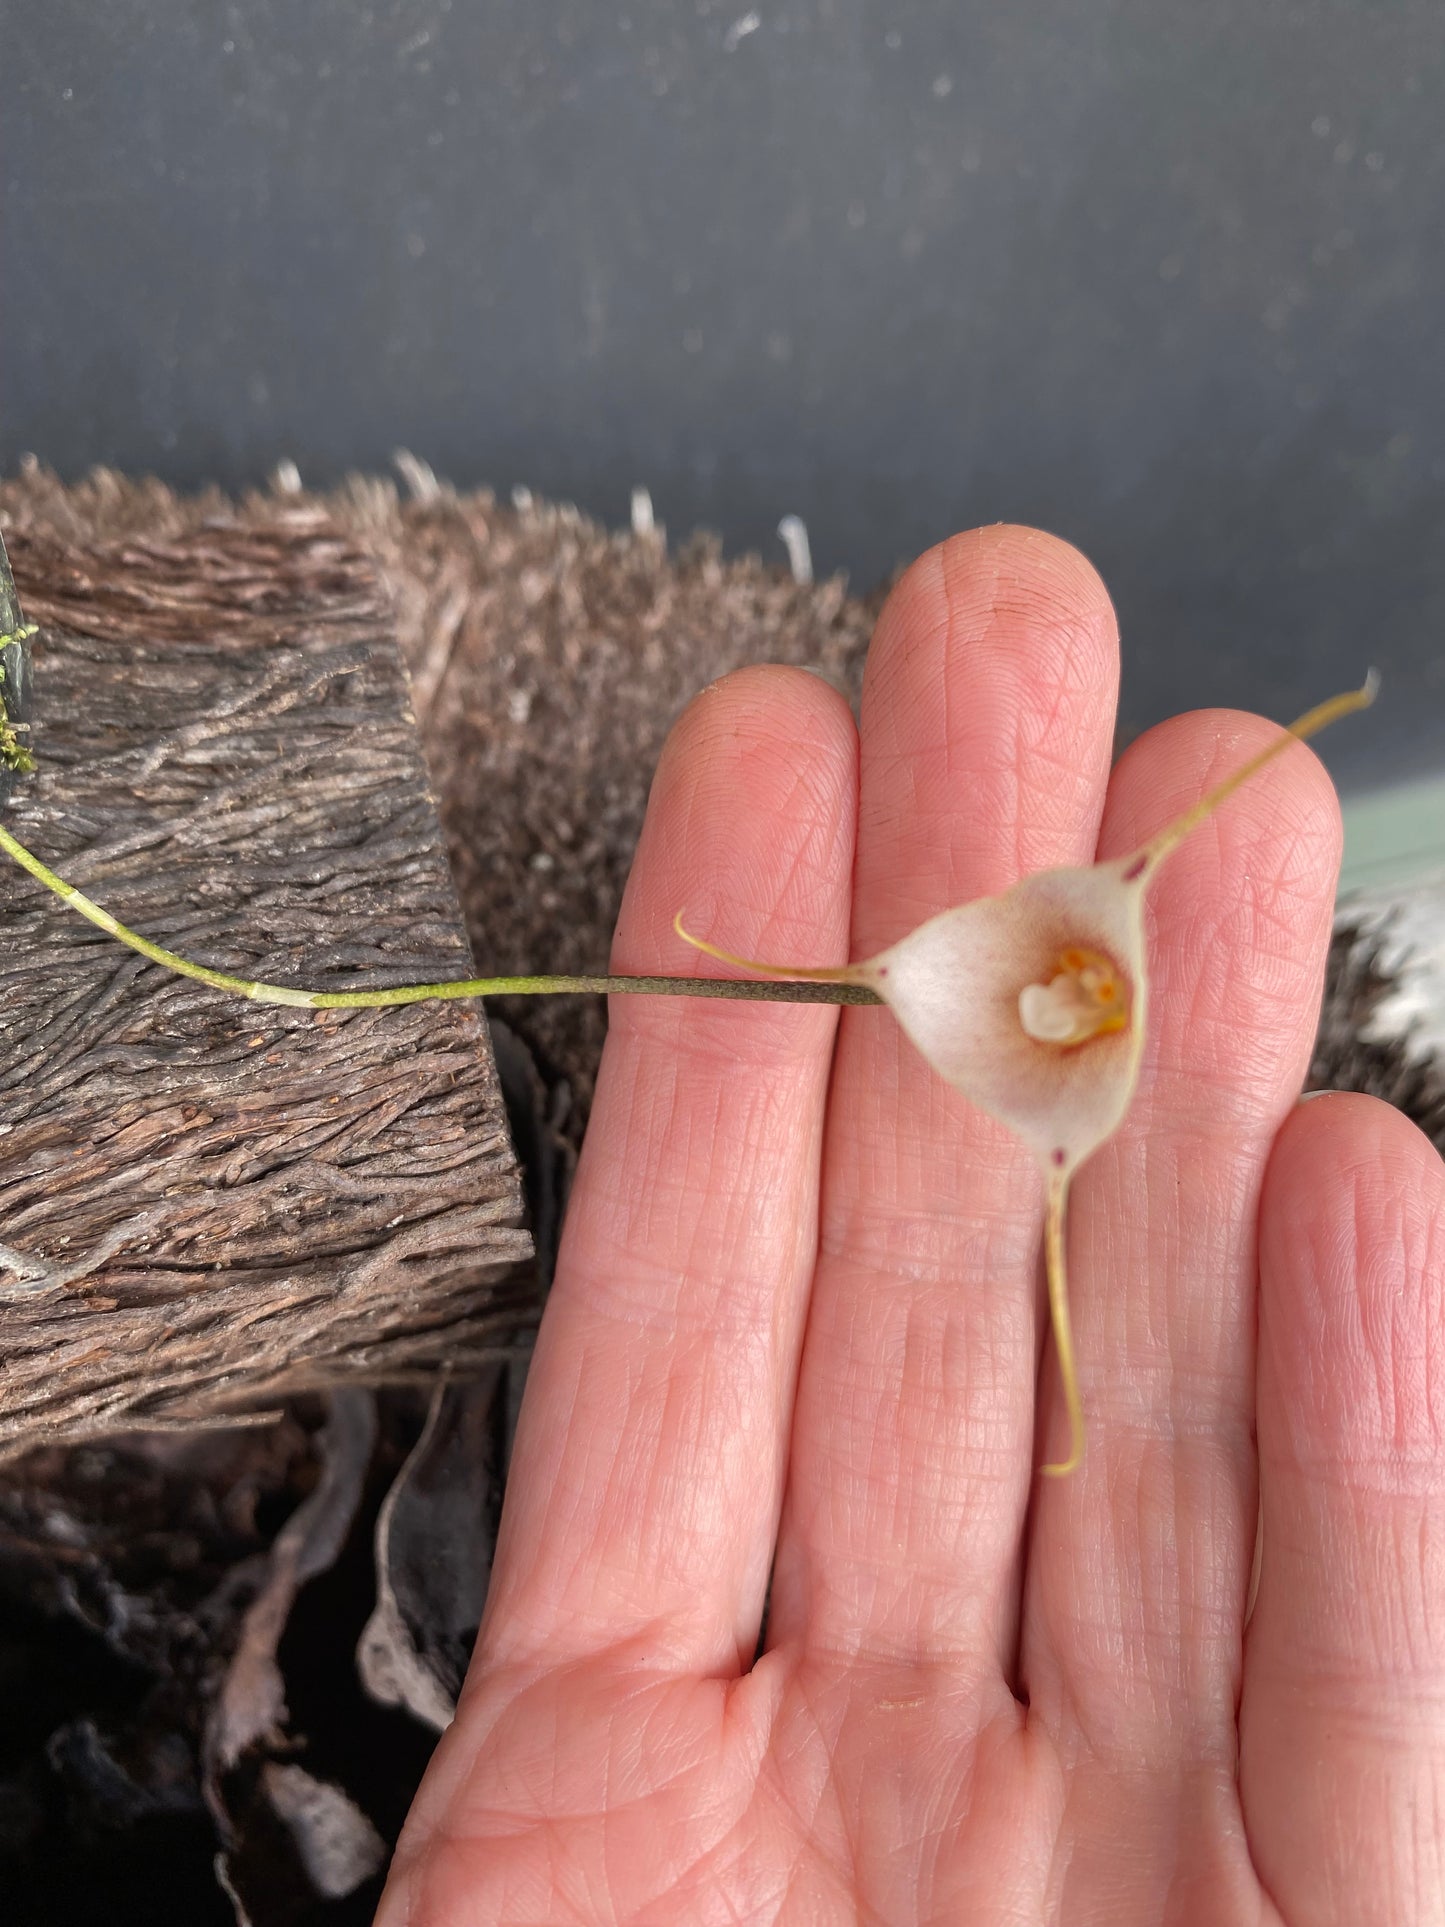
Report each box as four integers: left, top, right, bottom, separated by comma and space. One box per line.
677, 681, 1375, 1476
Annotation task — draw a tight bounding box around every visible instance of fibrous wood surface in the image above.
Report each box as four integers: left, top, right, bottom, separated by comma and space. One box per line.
0, 510, 529, 1455
2, 459, 883, 1133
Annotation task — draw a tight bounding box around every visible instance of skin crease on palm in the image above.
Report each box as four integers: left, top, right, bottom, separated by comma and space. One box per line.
377, 527, 1445, 1927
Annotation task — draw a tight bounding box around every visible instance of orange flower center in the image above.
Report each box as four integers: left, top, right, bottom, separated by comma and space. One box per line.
1018, 946, 1130, 1048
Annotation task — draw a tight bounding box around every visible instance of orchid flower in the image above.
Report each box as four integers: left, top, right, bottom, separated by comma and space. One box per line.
674, 681, 1376, 1474
0, 634, 1373, 1472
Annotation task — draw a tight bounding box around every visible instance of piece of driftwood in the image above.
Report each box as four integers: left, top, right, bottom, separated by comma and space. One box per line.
0, 513, 530, 1455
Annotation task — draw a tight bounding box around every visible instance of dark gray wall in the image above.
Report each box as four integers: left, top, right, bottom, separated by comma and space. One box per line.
5, 0, 1443, 788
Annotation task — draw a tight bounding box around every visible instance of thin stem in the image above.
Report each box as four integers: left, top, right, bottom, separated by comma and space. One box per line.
0, 821, 882, 1010
1140, 675, 1377, 875
673, 911, 870, 986
1039, 1169, 1084, 1479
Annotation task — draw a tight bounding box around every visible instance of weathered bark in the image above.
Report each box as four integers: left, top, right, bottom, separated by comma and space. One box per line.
0, 512, 530, 1454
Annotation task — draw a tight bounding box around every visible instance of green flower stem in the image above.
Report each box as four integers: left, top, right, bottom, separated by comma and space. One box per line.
0, 820, 881, 1011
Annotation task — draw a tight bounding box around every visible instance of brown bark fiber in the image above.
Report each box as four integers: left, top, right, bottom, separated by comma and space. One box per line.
0, 505, 530, 1455
2, 458, 882, 1129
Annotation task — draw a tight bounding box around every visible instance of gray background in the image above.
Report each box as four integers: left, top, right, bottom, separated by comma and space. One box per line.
4, 0, 1443, 789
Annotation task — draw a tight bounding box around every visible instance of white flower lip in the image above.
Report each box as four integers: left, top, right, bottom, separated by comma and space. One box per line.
1018, 948, 1129, 1047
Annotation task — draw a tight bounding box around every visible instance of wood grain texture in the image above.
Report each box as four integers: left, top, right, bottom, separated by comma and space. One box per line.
0, 511, 530, 1454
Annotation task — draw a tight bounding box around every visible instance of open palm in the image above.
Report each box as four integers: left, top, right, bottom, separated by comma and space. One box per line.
380, 528, 1445, 1925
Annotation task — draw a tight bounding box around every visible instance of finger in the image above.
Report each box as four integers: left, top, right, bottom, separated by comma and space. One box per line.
1243, 1094, 1445, 1923
1020, 711, 1340, 1894
770, 525, 1120, 1671
477, 665, 857, 1676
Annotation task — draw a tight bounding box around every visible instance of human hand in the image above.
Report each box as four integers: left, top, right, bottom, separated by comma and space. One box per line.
379, 527, 1445, 1924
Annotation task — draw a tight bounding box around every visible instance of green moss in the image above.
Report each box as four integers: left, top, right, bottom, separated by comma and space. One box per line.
0, 626, 37, 775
